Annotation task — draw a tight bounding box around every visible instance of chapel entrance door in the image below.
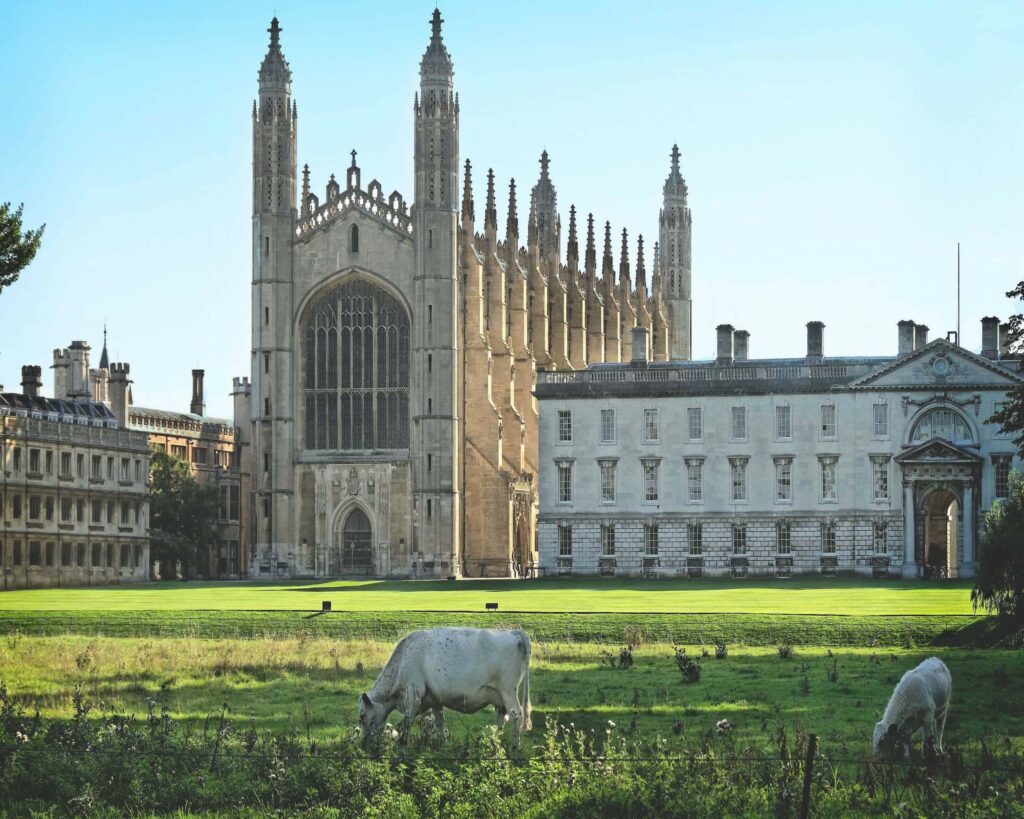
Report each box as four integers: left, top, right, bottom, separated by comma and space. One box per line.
335, 508, 373, 576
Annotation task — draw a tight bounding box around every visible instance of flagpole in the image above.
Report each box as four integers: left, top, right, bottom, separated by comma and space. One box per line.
957, 242, 961, 345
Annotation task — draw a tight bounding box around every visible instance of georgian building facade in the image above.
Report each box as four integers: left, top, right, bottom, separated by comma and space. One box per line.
248, 13, 687, 578
0, 365, 150, 590
537, 320, 1021, 579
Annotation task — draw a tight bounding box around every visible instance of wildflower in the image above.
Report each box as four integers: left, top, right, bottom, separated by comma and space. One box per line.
716, 718, 732, 735
15, 731, 28, 743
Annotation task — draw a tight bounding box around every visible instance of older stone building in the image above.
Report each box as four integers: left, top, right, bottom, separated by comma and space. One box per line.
0, 360, 150, 590
129, 369, 250, 578
248, 13, 680, 578
536, 320, 1021, 580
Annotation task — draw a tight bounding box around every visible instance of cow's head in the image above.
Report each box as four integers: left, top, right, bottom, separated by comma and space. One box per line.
358, 692, 388, 738
872, 721, 902, 757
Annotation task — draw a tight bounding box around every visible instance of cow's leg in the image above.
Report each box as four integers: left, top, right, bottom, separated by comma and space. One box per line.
494, 706, 508, 731
500, 691, 524, 749
935, 706, 948, 753
397, 685, 422, 742
433, 707, 447, 742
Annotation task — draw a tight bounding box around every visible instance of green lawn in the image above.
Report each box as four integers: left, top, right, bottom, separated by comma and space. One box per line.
0, 577, 978, 615
2, 635, 1020, 760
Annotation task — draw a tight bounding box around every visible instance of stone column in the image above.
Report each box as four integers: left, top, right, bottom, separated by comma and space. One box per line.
902, 482, 917, 578
961, 484, 975, 579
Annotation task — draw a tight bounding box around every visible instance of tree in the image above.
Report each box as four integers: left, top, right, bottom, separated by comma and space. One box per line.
987, 281, 1024, 455
0, 202, 45, 295
972, 471, 1024, 625
149, 451, 220, 580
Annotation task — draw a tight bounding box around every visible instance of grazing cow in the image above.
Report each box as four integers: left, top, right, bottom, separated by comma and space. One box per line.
358, 627, 532, 746
873, 656, 951, 758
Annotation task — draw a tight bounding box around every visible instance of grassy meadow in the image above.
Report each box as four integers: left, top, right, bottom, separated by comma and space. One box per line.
0, 579, 1020, 815
1, 634, 1021, 760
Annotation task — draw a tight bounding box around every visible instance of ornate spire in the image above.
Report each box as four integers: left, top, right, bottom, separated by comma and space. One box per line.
420, 7, 453, 84
527, 202, 538, 247
99, 324, 109, 371
602, 221, 614, 279
484, 168, 497, 231
301, 163, 310, 206
619, 227, 631, 285
663, 143, 688, 200
585, 213, 596, 273
531, 150, 559, 262
462, 159, 474, 222
506, 178, 519, 238
635, 234, 647, 294
567, 205, 578, 264
258, 17, 291, 91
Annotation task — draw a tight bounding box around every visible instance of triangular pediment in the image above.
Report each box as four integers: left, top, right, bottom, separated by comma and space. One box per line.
895, 436, 983, 464
850, 339, 1022, 389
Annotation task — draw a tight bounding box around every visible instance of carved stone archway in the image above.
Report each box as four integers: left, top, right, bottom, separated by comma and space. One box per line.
896, 437, 981, 579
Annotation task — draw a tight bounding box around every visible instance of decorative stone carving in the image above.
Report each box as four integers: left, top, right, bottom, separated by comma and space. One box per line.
347, 467, 360, 495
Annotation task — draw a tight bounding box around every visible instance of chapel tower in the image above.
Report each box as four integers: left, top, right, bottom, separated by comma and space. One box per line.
412, 9, 461, 565
252, 17, 298, 571
659, 144, 693, 360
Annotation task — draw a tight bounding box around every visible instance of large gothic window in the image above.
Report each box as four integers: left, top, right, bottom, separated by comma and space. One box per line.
303, 279, 410, 451
910, 408, 972, 445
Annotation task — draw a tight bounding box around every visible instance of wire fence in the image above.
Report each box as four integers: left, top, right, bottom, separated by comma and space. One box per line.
1, 741, 1021, 773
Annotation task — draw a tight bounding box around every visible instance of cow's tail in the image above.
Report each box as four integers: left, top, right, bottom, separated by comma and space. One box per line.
520, 631, 533, 732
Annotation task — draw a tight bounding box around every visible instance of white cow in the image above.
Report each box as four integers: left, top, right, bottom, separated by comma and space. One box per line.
358, 627, 533, 746
873, 656, 952, 758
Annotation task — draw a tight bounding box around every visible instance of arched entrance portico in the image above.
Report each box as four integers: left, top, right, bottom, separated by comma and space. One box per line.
332, 507, 374, 576
921, 488, 958, 578
896, 436, 980, 579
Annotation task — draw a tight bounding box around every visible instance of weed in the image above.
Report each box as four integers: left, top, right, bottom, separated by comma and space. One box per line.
777, 644, 794, 660
715, 642, 728, 659
674, 646, 702, 684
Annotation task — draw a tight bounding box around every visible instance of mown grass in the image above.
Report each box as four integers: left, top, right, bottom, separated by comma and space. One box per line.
2, 635, 1022, 760
0, 609, 988, 646
0, 576, 978, 615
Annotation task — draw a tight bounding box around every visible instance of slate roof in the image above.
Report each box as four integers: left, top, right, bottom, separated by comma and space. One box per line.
0, 393, 115, 420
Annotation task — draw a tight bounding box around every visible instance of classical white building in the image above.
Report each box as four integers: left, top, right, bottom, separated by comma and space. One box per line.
536, 319, 1021, 579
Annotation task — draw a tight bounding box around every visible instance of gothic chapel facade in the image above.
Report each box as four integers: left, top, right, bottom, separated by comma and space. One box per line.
249, 12, 688, 578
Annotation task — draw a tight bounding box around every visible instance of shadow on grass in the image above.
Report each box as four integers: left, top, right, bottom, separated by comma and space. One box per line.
265, 576, 975, 594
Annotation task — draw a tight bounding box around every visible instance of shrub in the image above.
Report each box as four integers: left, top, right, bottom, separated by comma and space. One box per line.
715, 642, 728, 659
777, 644, 794, 660
673, 646, 701, 684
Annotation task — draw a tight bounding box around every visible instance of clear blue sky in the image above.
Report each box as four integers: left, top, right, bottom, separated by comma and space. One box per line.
2, 1, 1022, 419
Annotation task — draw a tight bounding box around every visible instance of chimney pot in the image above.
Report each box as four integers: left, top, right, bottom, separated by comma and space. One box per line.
630, 326, 650, 364
999, 323, 1011, 358
981, 316, 999, 358
914, 324, 929, 349
897, 320, 916, 356
734, 330, 750, 361
716, 324, 735, 365
806, 321, 825, 360
20, 365, 42, 399
190, 369, 206, 416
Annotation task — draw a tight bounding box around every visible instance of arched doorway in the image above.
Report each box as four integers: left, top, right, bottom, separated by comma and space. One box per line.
922, 489, 958, 579
335, 508, 373, 576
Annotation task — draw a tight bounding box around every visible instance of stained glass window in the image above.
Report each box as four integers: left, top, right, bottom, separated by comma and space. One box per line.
303, 279, 410, 451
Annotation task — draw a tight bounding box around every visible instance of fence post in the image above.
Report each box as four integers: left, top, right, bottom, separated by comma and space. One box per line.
799, 733, 818, 819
